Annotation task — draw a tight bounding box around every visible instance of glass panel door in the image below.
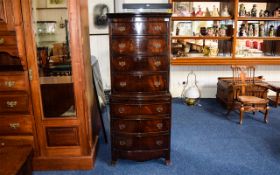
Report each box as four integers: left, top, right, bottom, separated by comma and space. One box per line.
32, 0, 76, 118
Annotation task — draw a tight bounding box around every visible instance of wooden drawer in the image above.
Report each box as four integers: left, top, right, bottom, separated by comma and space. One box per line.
111, 36, 167, 55
0, 72, 28, 91
0, 35, 17, 46
0, 116, 33, 135
111, 22, 168, 35
111, 102, 170, 116
0, 93, 29, 114
112, 73, 168, 93
46, 127, 80, 147
112, 118, 170, 133
112, 56, 168, 72
113, 134, 169, 150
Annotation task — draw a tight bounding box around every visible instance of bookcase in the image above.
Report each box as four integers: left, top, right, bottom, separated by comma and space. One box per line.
169, 0, 280, 65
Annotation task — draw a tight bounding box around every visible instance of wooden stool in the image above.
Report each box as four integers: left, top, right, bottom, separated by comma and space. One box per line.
0, 145, 33, 175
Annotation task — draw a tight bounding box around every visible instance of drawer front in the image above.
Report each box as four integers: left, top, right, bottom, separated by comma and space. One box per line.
112, 118, 170, 133
0, 116, 33, 134
111, 103, 170, 116
0, 35, 17, 46
111, 37, 167, 55
113, 134, 169, 150
112, 73, 168, 93
0, 73, 27, 91
112, 56, 168, 72
0, 93, 29, 114
111, 22, 167, 35
46, 127, 80, 147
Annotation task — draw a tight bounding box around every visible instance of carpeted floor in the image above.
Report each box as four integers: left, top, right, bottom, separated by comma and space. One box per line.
34, 99, 280, 175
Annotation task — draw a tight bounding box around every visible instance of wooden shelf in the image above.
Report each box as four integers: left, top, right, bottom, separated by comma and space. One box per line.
236, 37, 280, 40
171, 16, 233, 21
238, 17, 280, 21
171, 58, 280, 65
40, 76, 73, 85
172, 36, 232, 40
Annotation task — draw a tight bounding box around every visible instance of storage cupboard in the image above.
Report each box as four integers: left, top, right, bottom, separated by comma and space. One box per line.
0, 0, 100, 170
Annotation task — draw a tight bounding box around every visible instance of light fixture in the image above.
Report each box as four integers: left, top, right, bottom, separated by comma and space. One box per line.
181, 71, 200, 106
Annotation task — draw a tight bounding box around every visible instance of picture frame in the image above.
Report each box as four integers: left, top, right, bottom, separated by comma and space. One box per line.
173, 2, 193, 16
88, 0, 115, 35
46, 0, 67, 8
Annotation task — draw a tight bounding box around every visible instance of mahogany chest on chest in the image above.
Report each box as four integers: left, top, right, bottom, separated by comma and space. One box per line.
107, 13, 172, 165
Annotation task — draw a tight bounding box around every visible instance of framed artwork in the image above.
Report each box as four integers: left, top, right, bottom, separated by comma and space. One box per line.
47, 0, 67, 8
173, 2, 193, 16
88, 0, 115, 35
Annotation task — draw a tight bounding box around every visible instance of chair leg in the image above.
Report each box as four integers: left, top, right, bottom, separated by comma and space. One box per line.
264, 105, 269, 124
239, 106, 244, 125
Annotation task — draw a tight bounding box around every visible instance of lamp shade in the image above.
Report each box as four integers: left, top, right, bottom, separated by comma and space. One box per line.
185, 85, 200, 99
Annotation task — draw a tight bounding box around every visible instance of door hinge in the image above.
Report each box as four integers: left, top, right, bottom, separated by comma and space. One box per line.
28, 69, 33, 81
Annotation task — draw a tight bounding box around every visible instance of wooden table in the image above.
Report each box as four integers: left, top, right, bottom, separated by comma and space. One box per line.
0, 146, 33, 175
266, 81, 280, 107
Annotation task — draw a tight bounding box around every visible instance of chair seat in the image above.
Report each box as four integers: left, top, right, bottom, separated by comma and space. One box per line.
238, 96, 268, 104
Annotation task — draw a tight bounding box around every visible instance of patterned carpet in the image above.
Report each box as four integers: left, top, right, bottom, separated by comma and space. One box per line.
34, 98, 280, 175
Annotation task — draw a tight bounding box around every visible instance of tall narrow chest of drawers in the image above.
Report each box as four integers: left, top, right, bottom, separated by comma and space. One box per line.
107, 13, 172, 165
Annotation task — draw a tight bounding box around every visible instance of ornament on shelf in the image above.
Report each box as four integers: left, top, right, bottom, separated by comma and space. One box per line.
219, 25, 227, 36
277, 25, 280, 36
200, 27, 207, 36
239, 4, 246, 17
246, 11, 251, 17
274, 7, 280, 17
251, 4, 257, 17
259, 10, 264, 17
269, 25, 275, 37
221, 5, 230, 17
264, 10, 270, 17
191, 7, 196, 16
248, 24, 254, 37
211, 5, 220, 17
259, 24, 265, 37
196, 6, 204, 16
253, 24, 259, 37
205, 7, 211, 17
207, 27, 214, 36
239, 24, 247, 37
176, 27, 180, 36
181, 71, 200, 106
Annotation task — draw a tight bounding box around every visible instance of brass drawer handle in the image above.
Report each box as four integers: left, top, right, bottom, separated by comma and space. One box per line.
118, 61, 126, 67
118, 26, 126, 32
153, 43, 161, 49
118, 107, 125, 114
120, 81, 127, 87
154, 26, 162, 31
154, 81, 161, 87
119, 140, 126, 146
5, 81, 16, 88
6, 101, 17, 108
118, 43, 126, 49
0, 38, 4, 45
156, 140, 163, 146
9, 123, 20, 129
156, 106, 163, 113
154, 60, 161, 67
119, 124, 126, 130
156, 123, 163, 129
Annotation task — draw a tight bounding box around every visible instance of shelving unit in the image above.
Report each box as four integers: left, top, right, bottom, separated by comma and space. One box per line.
169, 0, 280, 65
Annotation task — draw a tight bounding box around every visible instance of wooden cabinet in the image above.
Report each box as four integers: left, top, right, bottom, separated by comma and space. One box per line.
0, 0, 100, 170
170, 0, 280, 65
108, 13, 172, 165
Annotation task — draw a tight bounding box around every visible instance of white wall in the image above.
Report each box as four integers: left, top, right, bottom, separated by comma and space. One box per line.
89, 0, 280, 98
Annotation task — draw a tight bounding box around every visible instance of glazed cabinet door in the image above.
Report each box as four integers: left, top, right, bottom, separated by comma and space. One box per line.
30, 0, 83, 157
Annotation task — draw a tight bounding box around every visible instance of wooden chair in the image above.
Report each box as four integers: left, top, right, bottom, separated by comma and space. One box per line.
227, 65, 269, 124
